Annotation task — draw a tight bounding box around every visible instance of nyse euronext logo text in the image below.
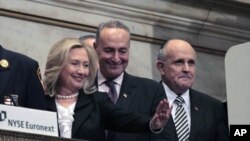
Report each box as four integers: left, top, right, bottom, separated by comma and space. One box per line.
0, 110, 55, 132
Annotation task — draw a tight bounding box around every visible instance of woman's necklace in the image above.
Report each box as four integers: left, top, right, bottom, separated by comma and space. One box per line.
56, 93, 79, 99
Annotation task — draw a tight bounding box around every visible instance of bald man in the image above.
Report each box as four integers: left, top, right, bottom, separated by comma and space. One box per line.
155, 39, 229, 141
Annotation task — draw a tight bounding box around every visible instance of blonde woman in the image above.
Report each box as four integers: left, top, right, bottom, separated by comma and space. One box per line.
43, 38, 171, 141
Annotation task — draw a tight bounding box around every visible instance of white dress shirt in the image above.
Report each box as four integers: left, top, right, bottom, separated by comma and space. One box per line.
97, 71, 123, 97
56, 101, 76, 138
162, 82, 191, 129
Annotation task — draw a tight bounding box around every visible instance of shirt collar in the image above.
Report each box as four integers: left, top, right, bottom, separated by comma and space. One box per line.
97, 71, 124, 86
162, 82, 190, 107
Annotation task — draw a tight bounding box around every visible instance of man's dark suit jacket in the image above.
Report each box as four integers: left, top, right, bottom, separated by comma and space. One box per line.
156, 89, 229, 141
46, 90, 152, 141
0, 45, 45, 110
101, 72, 168, 141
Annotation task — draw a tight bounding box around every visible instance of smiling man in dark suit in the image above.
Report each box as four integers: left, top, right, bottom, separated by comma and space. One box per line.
156, 39, 229, 141
94, 20, 169, 141
0, 45, 45, 110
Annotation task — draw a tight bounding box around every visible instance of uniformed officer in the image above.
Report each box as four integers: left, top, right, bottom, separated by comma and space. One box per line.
0, 45, 46, 110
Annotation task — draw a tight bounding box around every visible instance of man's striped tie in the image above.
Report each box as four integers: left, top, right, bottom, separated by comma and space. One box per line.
174, 96, 189, 141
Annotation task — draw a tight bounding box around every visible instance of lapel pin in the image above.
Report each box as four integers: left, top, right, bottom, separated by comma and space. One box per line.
123, 93, 127, 98
195, 106, 199, 111
0, 59, 9, 68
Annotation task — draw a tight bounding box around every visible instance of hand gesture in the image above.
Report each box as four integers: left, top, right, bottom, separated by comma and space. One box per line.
150, 99, 172, 131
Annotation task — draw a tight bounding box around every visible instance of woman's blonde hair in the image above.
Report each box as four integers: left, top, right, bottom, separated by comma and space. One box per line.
43, 38, 98, 96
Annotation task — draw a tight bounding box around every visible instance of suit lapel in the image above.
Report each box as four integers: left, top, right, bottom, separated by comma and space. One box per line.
46, 95, 57, 112
116, 72, 136, 110
168, 116, 179, 140
189, 90, 204, 141
107, 73, 137, 140
164, 92, 178, 141
0, 46, 12, 96
72, 90, 93, 136
45, 96, 59, 137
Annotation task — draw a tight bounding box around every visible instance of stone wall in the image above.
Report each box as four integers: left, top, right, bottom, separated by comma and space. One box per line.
1, 0, 250, 101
